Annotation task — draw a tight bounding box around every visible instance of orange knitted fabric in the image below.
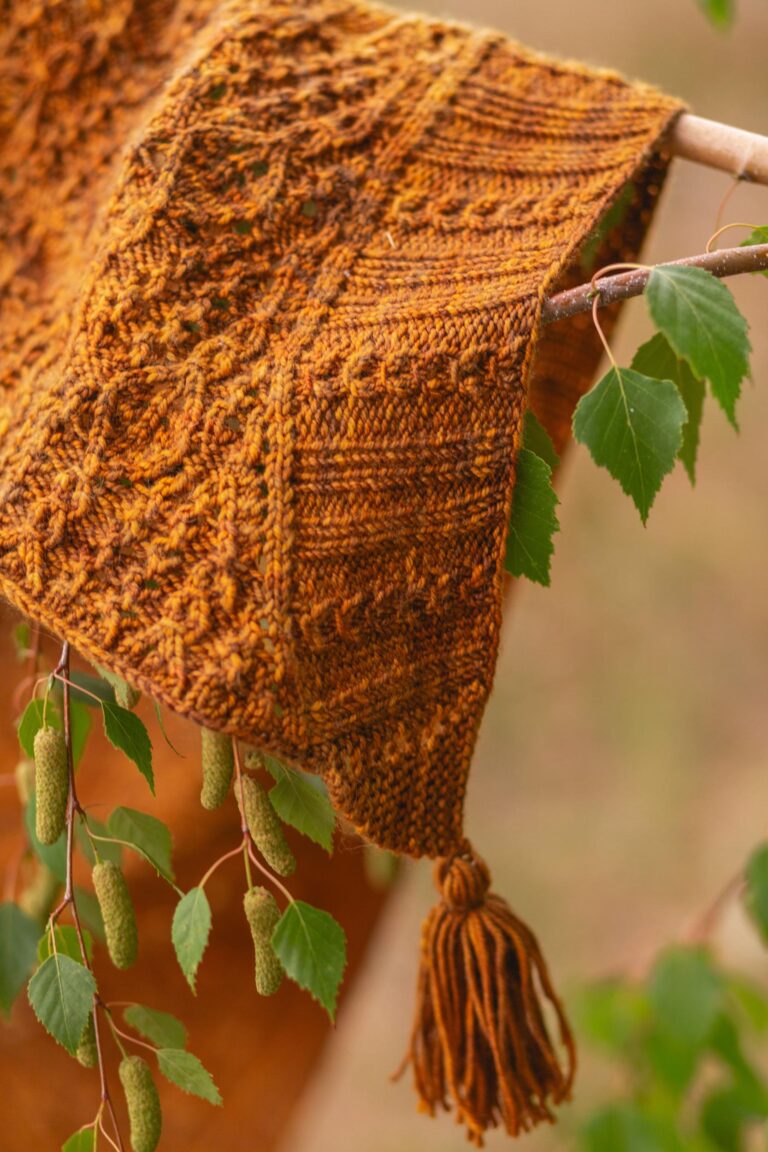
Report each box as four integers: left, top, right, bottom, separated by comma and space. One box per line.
0, 0, 683, 860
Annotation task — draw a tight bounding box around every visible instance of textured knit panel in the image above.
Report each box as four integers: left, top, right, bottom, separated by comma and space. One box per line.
0, 0, 683, 856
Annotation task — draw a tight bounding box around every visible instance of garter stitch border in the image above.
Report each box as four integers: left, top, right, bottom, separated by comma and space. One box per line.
0, 0, 685, 858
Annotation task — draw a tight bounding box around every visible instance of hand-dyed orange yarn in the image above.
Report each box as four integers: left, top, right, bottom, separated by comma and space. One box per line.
397, 847, 576, 1145
0, 0, 684, 1141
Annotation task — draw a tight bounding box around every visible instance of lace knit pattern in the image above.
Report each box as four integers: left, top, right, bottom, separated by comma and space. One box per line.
0, 0, 683, 856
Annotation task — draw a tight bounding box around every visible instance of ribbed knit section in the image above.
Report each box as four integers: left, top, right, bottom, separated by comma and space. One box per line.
0, 0, 683, 856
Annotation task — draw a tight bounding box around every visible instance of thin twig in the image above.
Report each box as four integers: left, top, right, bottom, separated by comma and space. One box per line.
98, 1110, 122, 1152
246, 840, 294, 905
108, 1018, 157, 1056
197, 842, 246, 891
542, 242, 768, 325
233, 742, 254, 891
52, 672, 105, 707
52, 641, 125, 1152
706, 221, 762, 253
714, 178, 743, 235
683, 868, 746, 946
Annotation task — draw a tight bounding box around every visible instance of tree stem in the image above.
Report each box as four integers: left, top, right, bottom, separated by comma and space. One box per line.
55, 641, 126, 1152
542, 242, 768, 325
669, 113, 768, 185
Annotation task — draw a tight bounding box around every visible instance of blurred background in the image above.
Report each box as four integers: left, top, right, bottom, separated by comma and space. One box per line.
283, 1, 768, 1150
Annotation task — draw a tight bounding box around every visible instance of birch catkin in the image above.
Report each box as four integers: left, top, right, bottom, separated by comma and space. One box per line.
239, 776, 295, 876
33, 726, 68, 844
243, 887, 283, 996
200, 728, 234, 810
92, 860, 138, 969
75, 1015, 97, 1068
119, 1055, 162, 1152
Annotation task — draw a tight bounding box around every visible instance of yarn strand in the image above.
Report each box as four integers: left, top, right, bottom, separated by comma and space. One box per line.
398, 846, 575, 1146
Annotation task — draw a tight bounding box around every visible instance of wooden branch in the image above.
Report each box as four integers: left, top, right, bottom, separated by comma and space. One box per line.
542, 242, 768, 325
669, 113, 768, 185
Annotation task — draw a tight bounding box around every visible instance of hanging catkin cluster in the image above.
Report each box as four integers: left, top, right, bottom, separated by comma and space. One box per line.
243, 887, 283, 996
119, 1055, 162, 1152
238, 775, 295, 877
75, 1016, 97, 1069
33, 725, 68, 844
200, 728, 234, 810
92, 860, 138, 969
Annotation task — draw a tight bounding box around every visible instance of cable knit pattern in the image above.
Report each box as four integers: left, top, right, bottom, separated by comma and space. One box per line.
0, 0, 683, 856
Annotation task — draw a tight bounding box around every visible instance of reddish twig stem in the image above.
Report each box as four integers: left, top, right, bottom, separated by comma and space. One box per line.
49, 641, 125, 1152
542, 242, 768, 325
684, 868, 747, 946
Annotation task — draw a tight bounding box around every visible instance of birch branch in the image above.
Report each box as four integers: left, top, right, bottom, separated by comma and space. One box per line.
669, 114, 768, 185
542, 242, 768, 325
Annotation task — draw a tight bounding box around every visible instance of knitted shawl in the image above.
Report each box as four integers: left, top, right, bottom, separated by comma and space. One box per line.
1, 0, 683, 1141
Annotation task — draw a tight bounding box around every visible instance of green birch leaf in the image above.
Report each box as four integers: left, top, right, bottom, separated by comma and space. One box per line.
740, 225, 768, 277
69, 670, 115, 706
728, 975, 768, 1033
18, 698, 58, 759
744, 843, 768, 944
272, 901, 347, 1020
76, 815, 122, 867
61, 1127, 96, 1152
698, 0, 734, 28
124, 1004, 188, 1050
27, 953, 96, 1054
37, 924, 94, 966
101, 701, 154, 793
648, 947, 724, 1045
24, 795, 67, 882
107, 807, 173, 882
12, 620, 31, 662
576, 979, 649, 1052
153, 700, 185, 757
573, 366, 686, 523
19, 695, 90, 767
709, 1014, 767, 1101
631, 333, 706, 484
69, 701, 92, 768
504, 448, 560, 585
522, 410, 559, 470
579, 181, 636, 274
646, 264, 750, 426
0, 902, 40, 1015
265, 760, 335, 853
172, 888, 211, 993
583, 1103, 685, 1152
156, 1048, 222, 1105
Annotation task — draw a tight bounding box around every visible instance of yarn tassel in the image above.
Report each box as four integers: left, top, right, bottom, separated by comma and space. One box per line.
397, 844, 575, 1146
